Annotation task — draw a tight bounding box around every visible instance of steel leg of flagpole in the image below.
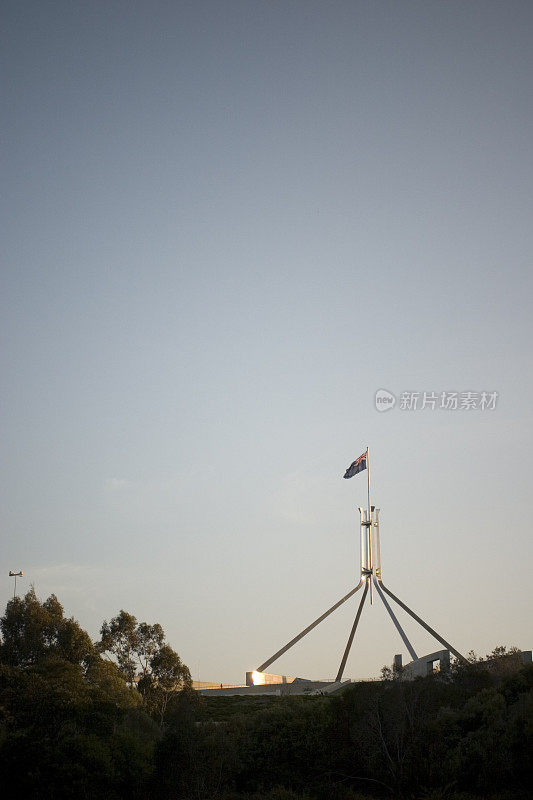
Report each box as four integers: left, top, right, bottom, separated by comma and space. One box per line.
377, 579, 468, 664
257, 580, 364, 673
373, 578, 418, 661
335, 580, 369, 682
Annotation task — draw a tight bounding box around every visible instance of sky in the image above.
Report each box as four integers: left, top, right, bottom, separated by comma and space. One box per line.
1, 0, 532, 684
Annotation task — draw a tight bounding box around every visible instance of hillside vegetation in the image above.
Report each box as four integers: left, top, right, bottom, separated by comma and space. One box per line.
0, 589, 531, 800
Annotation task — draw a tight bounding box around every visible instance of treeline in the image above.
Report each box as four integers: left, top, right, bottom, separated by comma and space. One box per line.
0, 590, 531, 800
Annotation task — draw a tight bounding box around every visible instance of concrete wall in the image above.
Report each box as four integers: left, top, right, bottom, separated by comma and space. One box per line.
245, 671, 297, 687
401, 649, 450, 678
397, 649, 531, 679
198, 679, 351, 697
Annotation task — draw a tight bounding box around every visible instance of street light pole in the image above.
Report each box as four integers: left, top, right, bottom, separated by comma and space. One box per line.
8, 570, 23, 599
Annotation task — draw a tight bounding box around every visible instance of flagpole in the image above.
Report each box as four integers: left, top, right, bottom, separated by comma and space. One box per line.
367, 446, 371, 522
367, 446, 373, 604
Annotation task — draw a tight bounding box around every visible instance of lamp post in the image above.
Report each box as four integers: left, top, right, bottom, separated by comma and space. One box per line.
8, 570, 23, 599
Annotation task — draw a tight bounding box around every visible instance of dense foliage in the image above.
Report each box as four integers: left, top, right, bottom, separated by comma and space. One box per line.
0, 590, 531, 800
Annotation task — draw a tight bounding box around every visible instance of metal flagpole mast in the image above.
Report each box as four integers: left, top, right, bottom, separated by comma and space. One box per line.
366, 446, 373, 604
366, 446, 371, 517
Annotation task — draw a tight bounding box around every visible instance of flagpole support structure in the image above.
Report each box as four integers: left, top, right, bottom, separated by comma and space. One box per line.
253, 450, 467, 682
256, 579, 365, 674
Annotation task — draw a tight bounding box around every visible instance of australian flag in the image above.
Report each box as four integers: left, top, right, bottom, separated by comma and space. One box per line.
343, 451, 367, 479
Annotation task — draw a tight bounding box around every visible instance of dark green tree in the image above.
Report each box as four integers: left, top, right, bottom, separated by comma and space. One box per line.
0, 588, 94, 667
0, 592, 155, 800
97, 610, 191, 720
98, 610, 140, 686
139, 644, 192, 726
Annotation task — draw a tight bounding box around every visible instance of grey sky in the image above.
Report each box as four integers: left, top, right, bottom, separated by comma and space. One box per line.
1, 1, 532, 682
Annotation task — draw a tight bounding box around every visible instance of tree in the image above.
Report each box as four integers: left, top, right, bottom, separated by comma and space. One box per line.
84, 652, 143, 709
0, 592, 152, 800
97, 610, 139, 686
139, 644, 192, 726
485, 645, 525, 677
97, 610, 191, 715
0, 588, 95, 667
